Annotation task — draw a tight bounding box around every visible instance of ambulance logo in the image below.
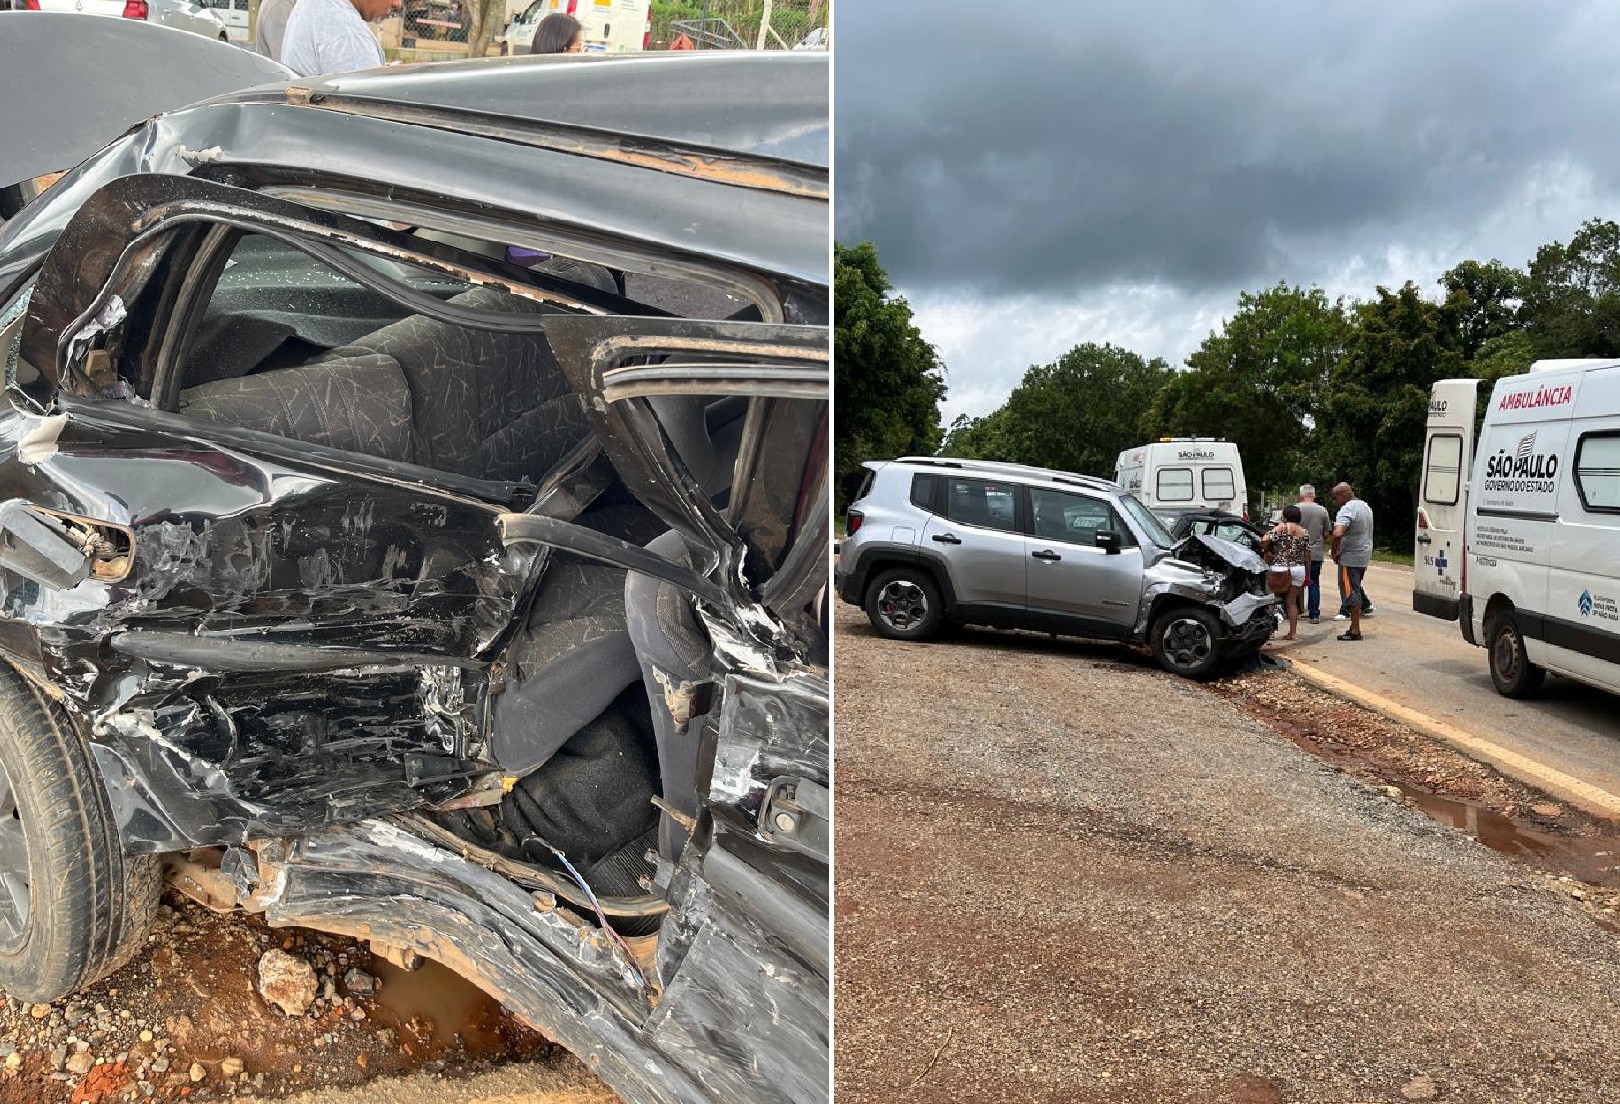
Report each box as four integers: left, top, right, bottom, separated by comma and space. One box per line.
1579, 589, 1595, 617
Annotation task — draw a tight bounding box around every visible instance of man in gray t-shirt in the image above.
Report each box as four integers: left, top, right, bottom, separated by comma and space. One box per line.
1329, 482, 1374, 640
1295, 484, 1332, 623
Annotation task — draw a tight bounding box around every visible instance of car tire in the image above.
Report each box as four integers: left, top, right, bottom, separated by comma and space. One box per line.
0, 663, 161, 1003
863, 568, 944, 641
1487, 609, 1546, 699
1150, 606, 1224, 680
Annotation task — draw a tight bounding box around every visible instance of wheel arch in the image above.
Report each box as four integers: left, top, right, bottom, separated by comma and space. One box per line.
851, 547, 960, 615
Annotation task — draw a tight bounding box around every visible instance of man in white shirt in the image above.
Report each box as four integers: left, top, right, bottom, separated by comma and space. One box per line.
255, 0, 299, 62
281, 0, 400, 78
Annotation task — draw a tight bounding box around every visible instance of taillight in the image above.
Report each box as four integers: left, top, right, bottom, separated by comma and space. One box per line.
23, 0, 40, 9
565, 0, 577, 12
1241, 504, 1249, 522
1416, 507, 1430, 530
846, 511, 864, 535
123, 0, 148, 18
643, 9, 651, 49
1460, 537, 1468, 593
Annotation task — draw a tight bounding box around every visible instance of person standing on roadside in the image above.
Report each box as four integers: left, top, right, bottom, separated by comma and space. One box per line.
255, 0, 299, 62
1261, 504, 1311, 640
1295, 484, 1331, 624
1329, 482, 1374, 641
281, 0, 401, 78
530, 12, 584, 53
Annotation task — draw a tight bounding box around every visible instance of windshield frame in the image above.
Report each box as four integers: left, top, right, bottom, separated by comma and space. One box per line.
1119, 492, 1175, 550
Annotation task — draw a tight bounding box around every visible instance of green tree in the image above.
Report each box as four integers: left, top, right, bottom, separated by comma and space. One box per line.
1145, 284, 1350, 500
947, 344, 1171, 478
1521, 218, 1620, 358
833, 242, 947, 508
1317, 283, 1464, 545
1439, 258, 1524, 360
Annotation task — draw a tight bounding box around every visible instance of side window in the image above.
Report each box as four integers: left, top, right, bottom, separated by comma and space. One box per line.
1201, 466, 1235, 501
169, 231, 587, 487
851, 468, 875, 504
1423, 434, 1463, 506
1029, 488, 1130, 547
944, 478, 1017, 533
909, 472, 938, 512
1156, 467, 1194, 502
1574, 433, 1620, 513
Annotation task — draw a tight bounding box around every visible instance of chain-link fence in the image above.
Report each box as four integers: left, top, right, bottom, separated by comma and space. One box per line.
651, 0, 829, 52
401, 0, 472, 43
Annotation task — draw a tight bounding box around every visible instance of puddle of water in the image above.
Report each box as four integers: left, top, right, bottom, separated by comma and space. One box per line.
367, 956, 527, 1060
1389, 781, 1620, 888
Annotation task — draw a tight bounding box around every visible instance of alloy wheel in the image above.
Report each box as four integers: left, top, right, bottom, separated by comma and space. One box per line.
1161, 615, 1214, 671
876, 579, 929, 632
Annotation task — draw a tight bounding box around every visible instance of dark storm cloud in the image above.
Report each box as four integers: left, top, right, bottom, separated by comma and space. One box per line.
836, 0, 1620, 298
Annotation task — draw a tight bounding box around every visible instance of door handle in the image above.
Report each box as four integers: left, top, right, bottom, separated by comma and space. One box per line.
1416, 533, 1432, 544
1031, 549, 1061, 562
931, 533, 961, 545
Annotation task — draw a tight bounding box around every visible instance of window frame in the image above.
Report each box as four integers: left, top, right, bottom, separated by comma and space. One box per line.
909, 472, 939, 513
942, 476, 1021, 534
1026, 486, 1135, 549
1155, 466, 1195, 503
1573, 430, 1620, 515
1200, 465, 1236, 502
1422, 433, 1464, 507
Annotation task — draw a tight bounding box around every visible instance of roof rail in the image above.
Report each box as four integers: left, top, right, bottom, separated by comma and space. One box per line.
896, 456, 1120, 491
895, 456, 966, 468
1050, 473, 1118, 491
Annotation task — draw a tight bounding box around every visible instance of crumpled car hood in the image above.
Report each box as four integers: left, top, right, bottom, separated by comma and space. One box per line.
0, 14, 290, 192
1171, 532, 1269, 575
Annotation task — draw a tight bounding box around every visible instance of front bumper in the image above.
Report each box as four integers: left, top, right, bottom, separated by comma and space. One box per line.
1221, 601, 1278, 652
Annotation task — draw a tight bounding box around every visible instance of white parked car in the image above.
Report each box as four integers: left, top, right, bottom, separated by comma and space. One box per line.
198, 0, 249, 43
17, 0, 230, 41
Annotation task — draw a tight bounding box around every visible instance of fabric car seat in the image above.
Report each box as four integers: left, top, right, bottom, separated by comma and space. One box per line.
327, 286, 593, 484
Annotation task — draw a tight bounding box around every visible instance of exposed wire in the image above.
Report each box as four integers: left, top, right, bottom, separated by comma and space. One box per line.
541, 838, 650, 992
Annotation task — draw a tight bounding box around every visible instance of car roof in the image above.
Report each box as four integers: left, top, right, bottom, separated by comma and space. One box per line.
293, 53, 828, 172
886, 456, 1122, 494
0, 14, 291, 190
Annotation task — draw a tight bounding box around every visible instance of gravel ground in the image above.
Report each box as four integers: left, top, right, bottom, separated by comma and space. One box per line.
0, 891, 606, 1104
834, 606, 1620, 1103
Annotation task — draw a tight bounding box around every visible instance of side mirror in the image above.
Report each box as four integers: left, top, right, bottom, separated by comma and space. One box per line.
1094, 529, 1123, 555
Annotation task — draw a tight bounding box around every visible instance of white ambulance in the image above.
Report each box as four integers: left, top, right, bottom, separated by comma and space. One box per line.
1415, 361, 1620, 698
1114, 438, 1249, 521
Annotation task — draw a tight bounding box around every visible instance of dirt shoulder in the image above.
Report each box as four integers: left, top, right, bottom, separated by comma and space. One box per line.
0, 890, 612, 1104
834, 606, 1620, 1103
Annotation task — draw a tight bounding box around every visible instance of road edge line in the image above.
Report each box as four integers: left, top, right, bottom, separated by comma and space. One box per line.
1287, 660, 1620, 820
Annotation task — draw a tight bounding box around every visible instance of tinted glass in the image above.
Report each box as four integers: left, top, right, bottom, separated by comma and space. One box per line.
909, 472, 938, 511
1029, 488, 1128, 546
945, 478, 1018, 532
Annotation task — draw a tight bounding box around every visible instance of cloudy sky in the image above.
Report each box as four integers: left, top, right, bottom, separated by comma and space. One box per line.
835, 0, 1620, 424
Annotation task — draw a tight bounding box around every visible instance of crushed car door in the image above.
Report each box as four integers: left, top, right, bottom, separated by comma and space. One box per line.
0, 175, 610, 851
497, 315, 831, 1103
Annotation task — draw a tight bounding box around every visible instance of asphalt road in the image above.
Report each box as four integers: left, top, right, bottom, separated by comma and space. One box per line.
1270, 561, 1620, 806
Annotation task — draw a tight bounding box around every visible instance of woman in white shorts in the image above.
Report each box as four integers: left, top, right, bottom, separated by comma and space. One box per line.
1261, 504, 1312, 641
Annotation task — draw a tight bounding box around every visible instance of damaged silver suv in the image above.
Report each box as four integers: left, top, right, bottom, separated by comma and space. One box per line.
836, 457, 1275, 678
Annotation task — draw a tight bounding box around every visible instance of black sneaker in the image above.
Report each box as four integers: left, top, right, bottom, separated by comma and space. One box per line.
1337, 630, 1362, 641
